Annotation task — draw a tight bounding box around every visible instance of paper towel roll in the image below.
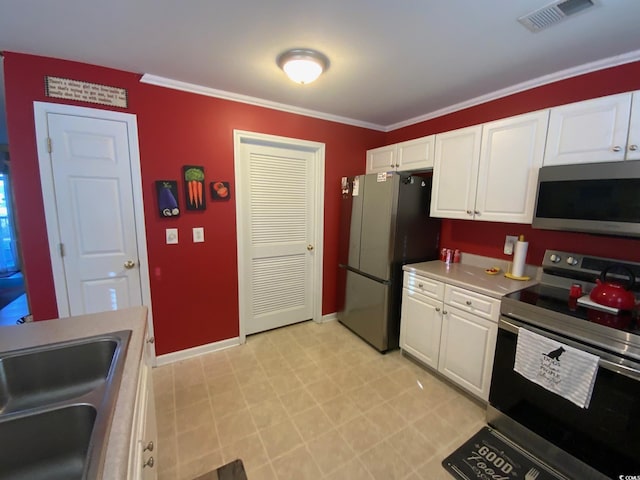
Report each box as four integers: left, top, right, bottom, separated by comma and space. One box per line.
512, 240, 528, 278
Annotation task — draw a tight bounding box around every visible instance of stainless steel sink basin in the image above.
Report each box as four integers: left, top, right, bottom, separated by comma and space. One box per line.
0, 404, 97, 480
0, 338, 118, 414
0, 330, 131, 479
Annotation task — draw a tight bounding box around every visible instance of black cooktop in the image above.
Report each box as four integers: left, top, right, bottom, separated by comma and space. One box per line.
504, 284, 640, 336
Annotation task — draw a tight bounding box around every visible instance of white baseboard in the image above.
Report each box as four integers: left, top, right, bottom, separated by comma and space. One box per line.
155, 336, 241, 366
321, 312, 338, 323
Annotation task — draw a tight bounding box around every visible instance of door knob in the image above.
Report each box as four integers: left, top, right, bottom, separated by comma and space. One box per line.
124, 260, 136, 269
630, 144, 638, 151
612, 146, 622, 152
307, 244, 314, 251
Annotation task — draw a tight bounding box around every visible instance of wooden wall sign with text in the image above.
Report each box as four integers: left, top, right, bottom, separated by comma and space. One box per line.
45, 76, 128, 108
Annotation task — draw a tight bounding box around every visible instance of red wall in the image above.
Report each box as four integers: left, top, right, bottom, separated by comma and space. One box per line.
5, 52, 640, 355
3, 52, 383, 355
387, 61, 640, 265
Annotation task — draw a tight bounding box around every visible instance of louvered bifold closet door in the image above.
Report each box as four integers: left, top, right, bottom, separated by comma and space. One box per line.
245, 144, 315, 334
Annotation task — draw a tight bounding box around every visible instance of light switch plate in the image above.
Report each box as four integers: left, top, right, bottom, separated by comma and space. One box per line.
166, 228, 178, 245
193, 227, 204, 243
504, 235, 518, 255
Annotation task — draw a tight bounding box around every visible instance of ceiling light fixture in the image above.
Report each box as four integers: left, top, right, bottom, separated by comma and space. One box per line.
277, 48, 329, 85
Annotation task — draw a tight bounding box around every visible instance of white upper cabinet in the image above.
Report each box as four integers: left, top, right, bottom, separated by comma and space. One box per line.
475, 110, 549, 223
628, 91, 640, 160
366, 135, 435, 173
366, 145, 396, 173
431, 111, 548, 224
430, 125, 482, 220
543, 92, 633, 166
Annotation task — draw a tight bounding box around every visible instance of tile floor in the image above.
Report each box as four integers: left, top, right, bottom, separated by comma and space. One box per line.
152, 320, 486, 480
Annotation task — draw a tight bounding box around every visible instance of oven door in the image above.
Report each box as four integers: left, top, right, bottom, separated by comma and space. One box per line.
488, 316, 640, 479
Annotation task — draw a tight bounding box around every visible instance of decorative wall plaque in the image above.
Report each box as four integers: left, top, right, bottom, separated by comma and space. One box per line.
45, 76, 128, 108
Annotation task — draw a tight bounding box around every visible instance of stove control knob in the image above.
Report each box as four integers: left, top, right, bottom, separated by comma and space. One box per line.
549, 254, 561, 263
566, 256, 578, 266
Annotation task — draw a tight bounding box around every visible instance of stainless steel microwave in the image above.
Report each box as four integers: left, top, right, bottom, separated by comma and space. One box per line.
532, 160, 640, 238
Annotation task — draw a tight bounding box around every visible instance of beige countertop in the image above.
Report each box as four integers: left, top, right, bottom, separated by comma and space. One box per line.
404, 260, 538, 298
0, 306, 148, 480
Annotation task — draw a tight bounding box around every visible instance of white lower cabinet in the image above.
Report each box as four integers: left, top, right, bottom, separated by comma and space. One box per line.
400, 288, 442, 369
128, 339, 158, 480
438, 306, 497, 400
400, 271, 499, 401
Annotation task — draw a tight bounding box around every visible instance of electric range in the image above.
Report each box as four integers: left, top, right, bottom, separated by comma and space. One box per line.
489, 249, 640, 480
500, 249, 640, 361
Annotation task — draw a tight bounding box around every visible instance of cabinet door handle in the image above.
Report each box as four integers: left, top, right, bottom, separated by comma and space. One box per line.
143, 456, 155, 468
474, 210, 480, 215
147, 337, 155, 344
466, 210, 473, 215
144, 441, 154, 452
435, 307, 441, 312
418, 283, 424, 288
630, 144, 638, 151
443, 310, 448, 315
612, 145, 622, 152
466, 300, 472, 306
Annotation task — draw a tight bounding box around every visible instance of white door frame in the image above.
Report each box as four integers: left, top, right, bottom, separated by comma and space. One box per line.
33, 102, 155, 357
234, 130, 324, 343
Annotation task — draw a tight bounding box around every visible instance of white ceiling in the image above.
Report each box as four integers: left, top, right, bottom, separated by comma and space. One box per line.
1, 0, 640, 131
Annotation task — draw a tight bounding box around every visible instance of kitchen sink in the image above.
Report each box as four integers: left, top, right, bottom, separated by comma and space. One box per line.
0, 337, 119, 414
0, 330, 131, 479
0, 404, 97, 480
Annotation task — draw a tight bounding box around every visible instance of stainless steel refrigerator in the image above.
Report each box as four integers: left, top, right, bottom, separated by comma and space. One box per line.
337, 172, 441, 352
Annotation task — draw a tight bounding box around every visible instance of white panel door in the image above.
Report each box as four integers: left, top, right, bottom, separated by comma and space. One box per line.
475, 110, 549, 223
366, 145, 396, 173
238, 138, 322, 335
438, 306, 497, 401
430, 125, 482, 219
400, 288, 442, 369
397, 135, 435, 171
46, 113, 143, 315
627, 91, 640, 160
544, 93, 632, 166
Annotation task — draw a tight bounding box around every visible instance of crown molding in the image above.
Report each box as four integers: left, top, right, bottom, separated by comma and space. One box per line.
140, 74, 385, 131
142, 49, 640, 134
386, 48, 640, 132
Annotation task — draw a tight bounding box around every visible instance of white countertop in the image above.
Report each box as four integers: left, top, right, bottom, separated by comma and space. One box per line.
0, 306, 148, 480
404, 260, 538, 298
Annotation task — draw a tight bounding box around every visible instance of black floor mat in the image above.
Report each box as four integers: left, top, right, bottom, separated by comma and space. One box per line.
442, 427, 566, 480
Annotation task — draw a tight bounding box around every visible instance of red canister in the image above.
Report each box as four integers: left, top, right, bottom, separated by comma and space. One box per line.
569, 283, 583, 298
453, 249, 461, 263
440, 248, 448, 262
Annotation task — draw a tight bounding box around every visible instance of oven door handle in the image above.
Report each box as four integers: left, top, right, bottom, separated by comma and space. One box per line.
499, 317, 640, 382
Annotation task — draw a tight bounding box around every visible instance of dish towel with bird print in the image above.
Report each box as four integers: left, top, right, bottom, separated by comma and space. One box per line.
514, 328, 599, 408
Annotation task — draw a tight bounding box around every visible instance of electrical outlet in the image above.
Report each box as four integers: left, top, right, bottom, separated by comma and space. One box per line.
504, 235, 518, 255
166, 228, 178, 245
193, 227, 204, 243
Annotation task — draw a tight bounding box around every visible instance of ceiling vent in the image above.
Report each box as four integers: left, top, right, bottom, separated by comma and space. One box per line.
518, 0, 595, 32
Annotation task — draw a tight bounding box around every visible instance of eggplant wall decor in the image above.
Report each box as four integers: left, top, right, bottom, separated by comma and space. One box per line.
155, 180, 180, 217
